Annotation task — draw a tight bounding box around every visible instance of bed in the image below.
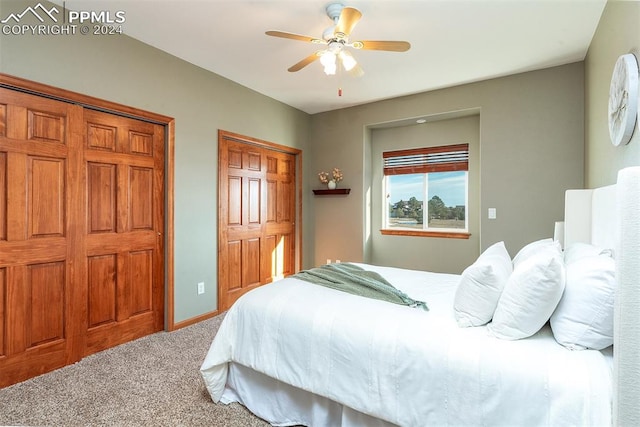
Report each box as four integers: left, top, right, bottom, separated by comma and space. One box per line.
201, 166, 640, 426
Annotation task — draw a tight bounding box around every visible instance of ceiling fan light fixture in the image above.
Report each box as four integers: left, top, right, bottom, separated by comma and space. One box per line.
320, 50, 337, 75
339, 50, 357, 71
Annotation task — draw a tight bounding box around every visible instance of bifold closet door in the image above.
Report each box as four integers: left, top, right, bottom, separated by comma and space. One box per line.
0, 87, 166, 386
218, 133, 296, 312
0, 88, 83, 387
82, 109, 165, 357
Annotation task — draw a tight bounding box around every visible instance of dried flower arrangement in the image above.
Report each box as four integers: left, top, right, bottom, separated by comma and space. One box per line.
318, 167, 343, 184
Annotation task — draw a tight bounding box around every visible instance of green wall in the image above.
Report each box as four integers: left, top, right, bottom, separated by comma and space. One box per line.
309, 63, 586, 271
585, 0, 640, 187
369, 115, 481, 273
3, 0, 615, 321
0, 0, 312, 324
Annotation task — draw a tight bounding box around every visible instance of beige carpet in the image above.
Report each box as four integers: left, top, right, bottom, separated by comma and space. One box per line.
0, 313, 270, 426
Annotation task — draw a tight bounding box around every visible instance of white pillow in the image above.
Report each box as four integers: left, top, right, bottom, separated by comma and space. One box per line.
511, 238, 555, 268
454, 241, 513, 327
488, 243, 565, 340
563, 242, 614, 265
550, 255, 616, 350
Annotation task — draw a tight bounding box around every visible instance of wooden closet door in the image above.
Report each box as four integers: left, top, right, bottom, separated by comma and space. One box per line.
0, 88, 83, 387
264, 150, 296, 281
218, 132, 297, 311
0, 80, 167, 387
82, 109, 164, 356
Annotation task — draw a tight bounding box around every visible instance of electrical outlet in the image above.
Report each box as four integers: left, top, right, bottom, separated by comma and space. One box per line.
336, 259, 341, 263
327, 259, 332, 264
197, 282, 205, 295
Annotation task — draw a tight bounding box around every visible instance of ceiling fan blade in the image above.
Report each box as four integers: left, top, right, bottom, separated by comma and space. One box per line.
351, 40, 411, 52
266, 30, 326, 45
334, 7, 362, 37
288, 52, 321, 72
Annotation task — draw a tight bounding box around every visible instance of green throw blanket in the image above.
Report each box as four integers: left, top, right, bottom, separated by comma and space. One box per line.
293, 263, 428, 310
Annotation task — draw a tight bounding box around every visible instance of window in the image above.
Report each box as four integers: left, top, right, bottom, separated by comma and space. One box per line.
382, 144, 470, 238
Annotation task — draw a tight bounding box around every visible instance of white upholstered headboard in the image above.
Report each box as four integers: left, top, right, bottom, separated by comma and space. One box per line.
564, 184, 617, 251
564, 167, 640, 427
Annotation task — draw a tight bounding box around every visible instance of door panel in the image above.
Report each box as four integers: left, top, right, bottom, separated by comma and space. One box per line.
27, 261, 65, 347
0, 152, 6, 240
130, 249, 153, 315
28, 109, 66, 143
0, 88, 80, 387
0, 104, 6, 137
248, 178, 261, 224
87, 162, 117, 233
28, 157, 65, 238
0, 268, 5, 357
227, 240, 242, 291
218, 132, 298, 311
83, 109, 164, 357
87, 254, 117, 328
130, 167, 154, 230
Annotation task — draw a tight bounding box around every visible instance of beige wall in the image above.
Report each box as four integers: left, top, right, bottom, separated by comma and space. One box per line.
585, 0, 640, 187
369, 115, 480, 273
310, 63, 585, 272
0, 0, 312, 324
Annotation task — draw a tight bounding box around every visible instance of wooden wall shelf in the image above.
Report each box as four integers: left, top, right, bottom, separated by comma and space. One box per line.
313, 188, 351, 195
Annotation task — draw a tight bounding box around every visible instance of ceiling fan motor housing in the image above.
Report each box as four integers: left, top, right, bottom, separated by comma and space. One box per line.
322, 26, 336, 41
326, 3, 345, 22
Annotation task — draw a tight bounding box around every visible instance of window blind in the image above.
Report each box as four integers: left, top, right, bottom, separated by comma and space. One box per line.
383, 143, 469, 175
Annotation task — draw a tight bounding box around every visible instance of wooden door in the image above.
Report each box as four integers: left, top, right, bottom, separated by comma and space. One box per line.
0, 88, 84, 386
0, 82, 166, 387
218, 131, 298, 311
82, 109, 164, 356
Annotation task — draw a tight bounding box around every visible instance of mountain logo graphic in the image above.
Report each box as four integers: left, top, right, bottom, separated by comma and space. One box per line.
1, 3, 59, 24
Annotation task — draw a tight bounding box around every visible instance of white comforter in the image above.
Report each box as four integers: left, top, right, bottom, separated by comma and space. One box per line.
201, 263, 612, 426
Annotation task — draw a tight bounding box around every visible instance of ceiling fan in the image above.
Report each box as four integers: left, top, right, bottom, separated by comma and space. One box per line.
266, 3, 411, 77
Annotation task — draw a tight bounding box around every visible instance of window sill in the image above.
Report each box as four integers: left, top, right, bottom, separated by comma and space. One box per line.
380, 229, 471, 239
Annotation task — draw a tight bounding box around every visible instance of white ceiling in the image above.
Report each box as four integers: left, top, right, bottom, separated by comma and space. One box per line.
52, 0, 607, 114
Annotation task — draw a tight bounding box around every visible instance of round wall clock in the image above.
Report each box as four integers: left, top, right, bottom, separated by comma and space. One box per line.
608, 53, 639, 146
